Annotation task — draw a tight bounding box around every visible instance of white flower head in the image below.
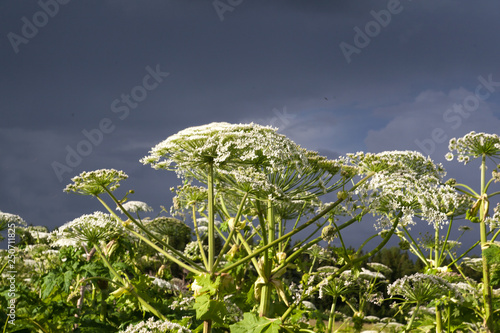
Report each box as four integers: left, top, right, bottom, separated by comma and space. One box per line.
388, 273, 463, 304
118, 201, 153, 214
64, 169, 128, 196
367, 262, 393, 276
486, 203, 500, 230
118, 317, 192, 333
141, 122, 308, 175
0, 211, 27, 227
57, 211, 123, 245
447, 132, 500, 164
343, 151, 458, 229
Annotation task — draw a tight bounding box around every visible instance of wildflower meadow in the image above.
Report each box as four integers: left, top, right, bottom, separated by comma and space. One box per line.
1, 124, 500, 333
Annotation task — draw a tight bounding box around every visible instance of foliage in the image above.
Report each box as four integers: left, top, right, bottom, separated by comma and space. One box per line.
2, 127, 500, 333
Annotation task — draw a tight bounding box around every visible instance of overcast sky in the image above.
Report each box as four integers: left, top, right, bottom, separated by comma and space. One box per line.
1, 1, 500, 251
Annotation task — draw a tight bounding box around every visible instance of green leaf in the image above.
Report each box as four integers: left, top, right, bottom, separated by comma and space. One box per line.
42, 272, 60, 299
193, 293, 226, 324
63, 270, 73, 293
194, 273, 220, 296
230, 312, 282, 333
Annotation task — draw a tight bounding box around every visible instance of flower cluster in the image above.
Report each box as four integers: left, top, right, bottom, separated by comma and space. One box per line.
64, 169, 128, 196
145, 216, 192, 251
493, 166, 500, 183
446, 131, 500, 164
140, 122, 307, 175
0, 211, 27, 227
119, 317, 192, 333
56, 211, 123, 245
366, 262, 393, 276
342, 150, 446, 179
118, 200, 153, 214
141, 122, 342, 201
485, 203, 500, 230
169, 296, 195, 311
388, 273, 463, 304
342, 151, 458, 229
318, 275, 353, 300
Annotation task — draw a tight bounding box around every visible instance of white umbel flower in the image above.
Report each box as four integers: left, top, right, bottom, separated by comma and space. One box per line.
118, 317, 192, 333
447, 132, 500, 164
57, 211, 123, 244
118, 200, 153, 214
0, 211, 27, 227
64, 169, 128, 196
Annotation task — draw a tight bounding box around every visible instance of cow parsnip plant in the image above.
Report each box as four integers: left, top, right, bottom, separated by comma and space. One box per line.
445, 131, 500, 333
42, 123, 487, 333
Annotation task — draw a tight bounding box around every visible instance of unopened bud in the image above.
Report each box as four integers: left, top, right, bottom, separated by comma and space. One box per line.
321, 225, 337, 242
337, 190, 348, 200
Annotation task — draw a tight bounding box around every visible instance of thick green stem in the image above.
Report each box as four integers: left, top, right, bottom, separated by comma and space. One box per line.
100, 287, 109, 322
214, 193, 249, 271
236, 232, 263, 276
221, 198, 338, 273
434, 227, 443, 333
435, 226, 440, 267
192, 205, 209, 270
259, 284, 271, 318
208, 163, 215, 273
479, 155, 493, 332
259, 200, 275, 317
327, 296, 338, 333
435, 303, 442, 333
203, 320, 212, 333
406, 302, 420, 331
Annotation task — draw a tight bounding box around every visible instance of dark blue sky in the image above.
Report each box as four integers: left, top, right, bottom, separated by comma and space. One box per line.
1, 1, 500, 251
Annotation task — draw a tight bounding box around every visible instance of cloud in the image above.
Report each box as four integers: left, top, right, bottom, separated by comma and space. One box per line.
365, 87, 500, 159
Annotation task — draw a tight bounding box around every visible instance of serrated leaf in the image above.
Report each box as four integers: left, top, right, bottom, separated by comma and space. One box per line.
42, 272, 60, 299
193, 293, 226, 324
194, 273, 220, 296
230, 312, 281, 333
63, 270, 73, 292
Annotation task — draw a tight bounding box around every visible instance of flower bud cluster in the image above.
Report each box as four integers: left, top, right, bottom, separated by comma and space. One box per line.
446, 131, 500, 164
